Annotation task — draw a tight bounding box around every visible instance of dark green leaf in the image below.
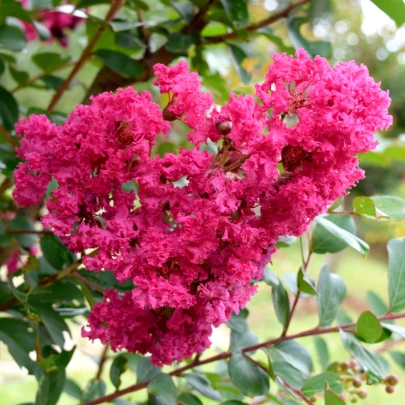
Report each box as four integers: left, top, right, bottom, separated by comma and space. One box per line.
272, 278, 290, 327
229, 329, 258, 350
262, 267, 279, 286
33, 53, 71, 72
272, 361, 305, 389
29, 301, 70, 348
40, 348, 75, 372
0, 1, 32, 22
0, 24, 26, 51
324, 381, 345, 405
366, 291, 387, 316
297, 266, 317, 295
10, 67, 29, 84
356, 311, 382, 343
370, 0, 405, 27
40, 75, 65, 91
110, 354, 128, 390
311, 214, 356, 254
287, 16, 332, 58
380, 322, 405, 338
0, 85, 19, 131
302, 373, 343, 397
165, 32, 197, 55
388, 238, 405, 312
136, 355, 161, 383
81, 379, 106, 402
35, 370, 66, 405
148, 373, 177, 405
220, 402, 248, 405
177, 393, 203, 405
219, 0, 248, 29
276, 235, 297, 248
95, 49, 145, 78
0, 57, 5, 78
184, 373, 221, 400
228, 349, 270, 396
340, 330, 387, 384
0, 144, 19, 176
227, 44, 250, 84
256, 28, 295, 54
0, 318, 36, 372
64, 378, 83, 399
261, 348, 275, 381
40, 234, 74, 270
76, 0, 111, 7
314, 216, 369, 256
313, 336, 329, 371
273, 340, 313, 376
129, 0, 149, 10
317, 265, 346, 327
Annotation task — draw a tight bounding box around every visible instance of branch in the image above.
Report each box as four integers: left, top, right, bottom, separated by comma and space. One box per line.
73, 270, 106, 293
0, 125, 17, 147
0, 250, 99, 311
95, 344, 109, 380
205, 0, 311, 44
79, 312, 405, 405
284, 381, 315, 405
47, 0, 126, 112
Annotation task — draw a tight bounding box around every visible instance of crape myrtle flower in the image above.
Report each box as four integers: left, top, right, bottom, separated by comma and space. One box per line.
12, 50, 392, 366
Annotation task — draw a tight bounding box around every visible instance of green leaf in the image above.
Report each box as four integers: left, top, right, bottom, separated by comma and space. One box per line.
273, 340, 313, 376
388, 238, 405, 313
353, 196, 405, 221
110, 354, 128, 389
324, 381, 345, 405
0, 1, 32, 22
136, 356, 161, 383
220, 402, 248, 405
0, 318, 36, 372
184, 373, 221, 400
359, 151, 390, 167
64, 378, 83, 399
219, 0, 248, 29
10, 66, 29, 84
229, 329, 258, 350
0, 85, 19, 131
317, 265, 346, 327
165, 32, 197, 55
313, 336, 329, 370
261, 348, 275, 381
0, 57, 5, 79
340, 330, 387, 384
302, 373, 343, 397
40, 234, 74, 270
148, 374, 177, 405
370, 0, 405, 27
262, 267, 279, 286
287, 16, 332, 58
389, 351, 405, 371
311, 214, 356, 254
177, 393, 203, 405
35, 370, 66, 405
272, 278, 290, 327
366, 291, 387, 316
228, 349, 270, 396
0, 24, 26, 51
29, 301, 70, 348
313, 216, 369, 256
40, 348, 75, 372
227, 44, 250, 84
33, 53, 71, 72
95, 50, 145, 78
272, 361, 305, 389
256, 28, 295, 54
356, 311, 382, 343
297, 266, 317, 295
81, 379, 106, 403
380, 322, 405, 338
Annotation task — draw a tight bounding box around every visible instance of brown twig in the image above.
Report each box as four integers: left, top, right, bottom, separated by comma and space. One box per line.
205, 0, 311, 44
7, 229, 53, 235
73, 270, 106, 293
0, 125, 18, 147
47, 0, 126, 112
327, 211, 356, 215
79, 312, 405, 405
284, 381, 315, 405
95, 344, 110, 380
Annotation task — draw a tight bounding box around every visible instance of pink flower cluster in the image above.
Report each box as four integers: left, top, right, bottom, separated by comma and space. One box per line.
12, 50, 391, 365
19, 0, 84, 47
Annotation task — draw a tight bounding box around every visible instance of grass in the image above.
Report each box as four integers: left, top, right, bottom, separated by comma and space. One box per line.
1, 243, 404, 405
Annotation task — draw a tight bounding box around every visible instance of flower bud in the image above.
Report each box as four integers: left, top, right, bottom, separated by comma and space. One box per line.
215, 117, 232, 136
310, 396, 317, 402
386, 374, 399, 386
163, 104, 176, 121
386, 385, 395, 394
349, 359, 359, 368
350, 397, 358, 403
339, 394, 347, 401
352, 377, 362, 388
357, 389, 368, 399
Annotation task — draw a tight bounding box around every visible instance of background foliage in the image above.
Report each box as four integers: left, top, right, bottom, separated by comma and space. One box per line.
1, 1, 405, 405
